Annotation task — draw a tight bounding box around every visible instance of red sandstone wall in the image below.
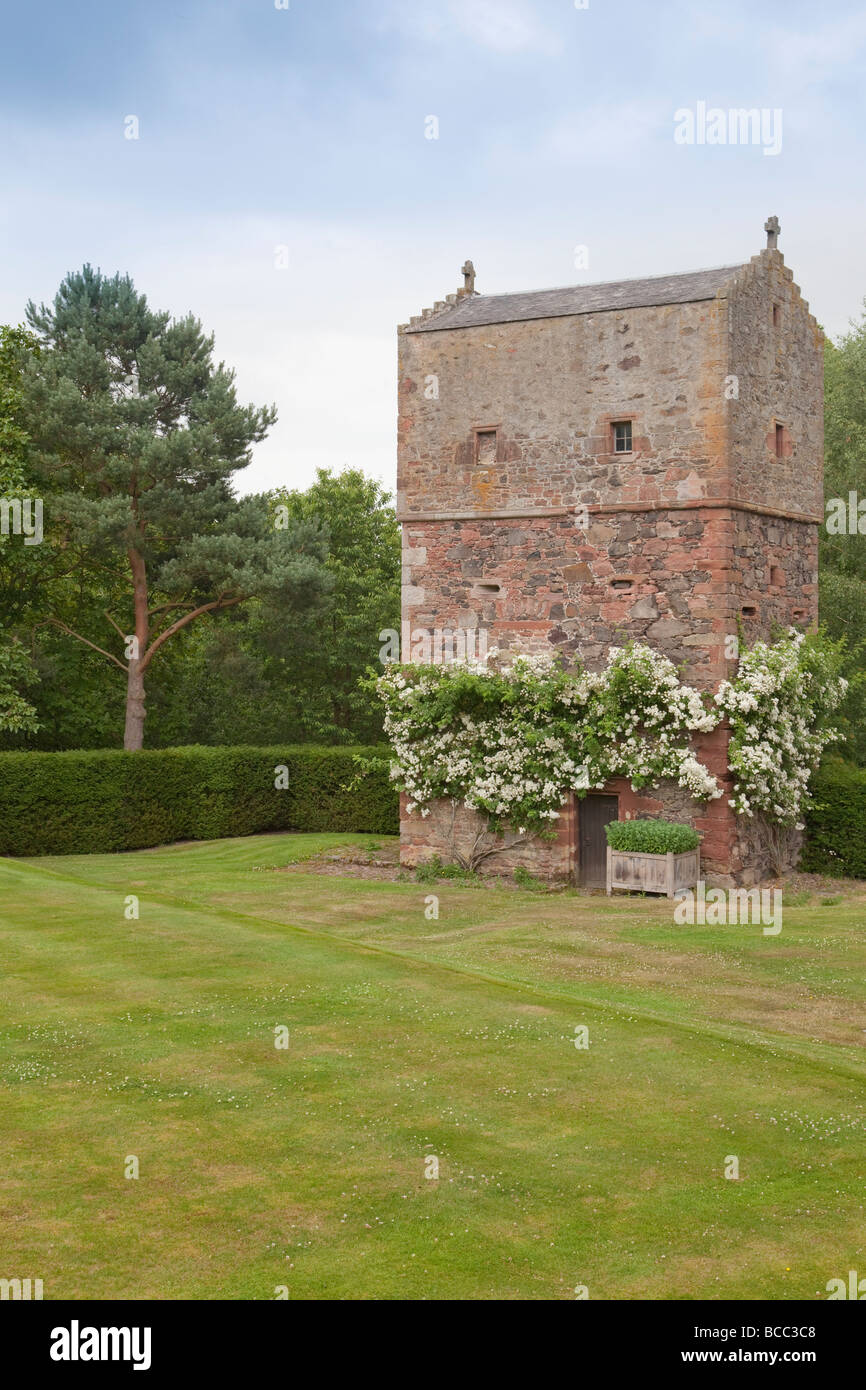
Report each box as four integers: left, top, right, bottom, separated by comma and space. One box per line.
396, 252, 822, 885
402, 508, 738, 686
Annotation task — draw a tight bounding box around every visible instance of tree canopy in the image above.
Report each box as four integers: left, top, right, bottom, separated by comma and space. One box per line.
822, 306, 866, 763
18, 265, 330, 748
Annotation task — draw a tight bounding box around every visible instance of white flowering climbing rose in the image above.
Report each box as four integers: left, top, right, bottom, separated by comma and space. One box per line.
376, 632, 847, 838
716, 628, 847, 827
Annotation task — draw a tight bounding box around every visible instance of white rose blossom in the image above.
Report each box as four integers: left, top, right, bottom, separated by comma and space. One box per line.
376, 633, 845, 839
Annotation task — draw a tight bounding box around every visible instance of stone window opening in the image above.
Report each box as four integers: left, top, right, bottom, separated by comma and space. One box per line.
612, 420, 633, 453
774, 421, 787, 458
474, 428, 498, 466
770, 565, 784, 586
773, 302, 781, 327
610, 578, 634, 591
741, 604, 757, 618
472, 581, 502, 596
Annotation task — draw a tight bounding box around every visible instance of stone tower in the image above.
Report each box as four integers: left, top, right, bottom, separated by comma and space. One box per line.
396, 221, 823, 885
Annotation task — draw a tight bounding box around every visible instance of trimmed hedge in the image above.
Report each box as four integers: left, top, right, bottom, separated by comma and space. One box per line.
605, 818, 701, 855
0, 746, 397, 857
802, 757, 866, 879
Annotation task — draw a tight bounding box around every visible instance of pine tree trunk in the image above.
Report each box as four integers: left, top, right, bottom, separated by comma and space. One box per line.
124, 660, 146, 751
123, 543, 149, 751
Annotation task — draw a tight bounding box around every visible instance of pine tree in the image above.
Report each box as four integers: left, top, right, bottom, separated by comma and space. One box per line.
22, 265, 329, 749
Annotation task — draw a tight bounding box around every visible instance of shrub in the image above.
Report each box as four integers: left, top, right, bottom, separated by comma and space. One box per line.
605, 819, 700, 855
801, 757, 866, 879
0, 745, 398, 856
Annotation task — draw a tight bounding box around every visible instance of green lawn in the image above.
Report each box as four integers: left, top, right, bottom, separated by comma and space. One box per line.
1, 833, 865, 1301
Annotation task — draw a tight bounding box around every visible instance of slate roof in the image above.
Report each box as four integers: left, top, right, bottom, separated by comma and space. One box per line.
404, 264, 744, 333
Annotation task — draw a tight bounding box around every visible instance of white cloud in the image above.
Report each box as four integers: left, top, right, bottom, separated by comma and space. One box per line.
376, 0, 561, 56
451, 0, 561, 55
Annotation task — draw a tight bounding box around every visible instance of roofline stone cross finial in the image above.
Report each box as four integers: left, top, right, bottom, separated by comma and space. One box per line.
461, 259, 476, 295
764, 215, 781, 250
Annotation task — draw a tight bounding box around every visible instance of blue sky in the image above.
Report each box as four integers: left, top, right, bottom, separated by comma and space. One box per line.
2, 0, 865, 494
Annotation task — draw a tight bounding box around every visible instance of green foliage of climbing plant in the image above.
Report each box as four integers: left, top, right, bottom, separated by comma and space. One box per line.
375, 632, 848, 862
374, 644, 721, 843
717, 628, 852, 824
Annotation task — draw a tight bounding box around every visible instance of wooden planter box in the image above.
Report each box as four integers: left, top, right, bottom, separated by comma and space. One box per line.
606, 846, 700, 899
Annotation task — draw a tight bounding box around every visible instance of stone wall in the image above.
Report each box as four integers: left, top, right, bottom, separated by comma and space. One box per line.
726, 250, 824, 521
400, 725, 738, 885
398, 296, 730, 520
400, 793, 576, 881
732, 510, 819, 641
397, 248, 823, 885
402, 507, 737, 685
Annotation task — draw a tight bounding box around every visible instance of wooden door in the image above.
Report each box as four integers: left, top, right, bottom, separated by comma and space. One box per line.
579, 795, 619, 887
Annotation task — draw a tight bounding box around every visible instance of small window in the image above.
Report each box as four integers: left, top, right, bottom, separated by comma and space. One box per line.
612, 421, 633, 453
775, 423, 785, 458
742, 605, 757, 618
773, 303, 781, 327
611, 578, 633, 591
475, 429, 497, 465
770, 566, 784, 586
473, 582, 501, 595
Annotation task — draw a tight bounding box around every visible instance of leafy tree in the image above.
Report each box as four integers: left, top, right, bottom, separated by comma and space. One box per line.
20, 265, 330, 749
0, 324, 40, 494
822, 312, 866, 764
0, 633, 40, 735
268, 468, 400, 742
144, 617, 302, 747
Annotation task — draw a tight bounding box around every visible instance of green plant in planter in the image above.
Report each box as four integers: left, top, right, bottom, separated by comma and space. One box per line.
605, 819, 700, 855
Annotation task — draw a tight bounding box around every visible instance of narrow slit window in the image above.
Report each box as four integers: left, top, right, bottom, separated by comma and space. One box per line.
775, 423, 785, 458
475, 429, 497, 466
612, 421, 633, 453
773, 303, 781, 327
